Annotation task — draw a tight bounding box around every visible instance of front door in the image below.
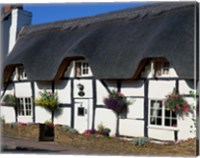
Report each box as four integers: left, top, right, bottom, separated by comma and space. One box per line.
74, 99, 92, 133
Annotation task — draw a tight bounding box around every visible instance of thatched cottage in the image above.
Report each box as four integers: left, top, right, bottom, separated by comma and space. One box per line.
1, 2, 199, 141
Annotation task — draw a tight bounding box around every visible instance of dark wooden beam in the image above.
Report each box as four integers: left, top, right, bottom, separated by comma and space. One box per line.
100, 80, 112, 94
31, 81, 35, 123
144, 79, 149, 137
70, 79, 74, 128
92, 78, 97, 129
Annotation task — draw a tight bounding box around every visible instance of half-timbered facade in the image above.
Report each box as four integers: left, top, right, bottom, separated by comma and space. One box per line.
1, 2, 199, 141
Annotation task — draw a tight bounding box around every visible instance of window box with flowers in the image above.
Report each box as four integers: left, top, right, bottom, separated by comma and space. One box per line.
104, 90, 131, 136
164, 89, 191, 117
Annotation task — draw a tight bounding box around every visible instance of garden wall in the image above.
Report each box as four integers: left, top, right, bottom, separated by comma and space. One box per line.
2, 123, 54, 141
2, 123, 41, 140
54, 124, 112, 148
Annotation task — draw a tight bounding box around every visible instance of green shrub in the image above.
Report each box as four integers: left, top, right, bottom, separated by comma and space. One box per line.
61, 125, 71, 131
61, 125, 78, 134
2, 94, 17, 106
132, 137, 150, 146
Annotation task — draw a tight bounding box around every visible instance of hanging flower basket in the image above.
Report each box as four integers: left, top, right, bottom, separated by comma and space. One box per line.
104, 90, 131, 115
34, 90, 59, 112
164, 89, 190, 116
2, 94, 17, 107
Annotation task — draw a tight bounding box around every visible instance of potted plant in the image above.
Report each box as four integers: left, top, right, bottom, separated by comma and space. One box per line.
164, 89, 190, 116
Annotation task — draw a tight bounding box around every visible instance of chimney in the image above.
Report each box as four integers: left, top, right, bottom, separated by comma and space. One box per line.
8, 4, 32, 53
4, 4, 23, 14
4, 5, 11, 13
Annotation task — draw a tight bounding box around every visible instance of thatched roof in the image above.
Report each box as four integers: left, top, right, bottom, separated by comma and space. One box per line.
3, 2, 198, 82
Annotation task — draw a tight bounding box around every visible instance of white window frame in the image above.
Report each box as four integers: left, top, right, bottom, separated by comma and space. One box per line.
17, 97, 32, 116
74, 60, 92, 77
152, 61, 170, 77
148, 99, 178, 130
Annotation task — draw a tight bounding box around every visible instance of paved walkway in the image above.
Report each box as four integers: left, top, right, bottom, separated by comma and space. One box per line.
1, 136, 100, 155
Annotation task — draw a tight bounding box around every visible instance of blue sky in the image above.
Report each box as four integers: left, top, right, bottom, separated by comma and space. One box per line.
24, 2, 150, 25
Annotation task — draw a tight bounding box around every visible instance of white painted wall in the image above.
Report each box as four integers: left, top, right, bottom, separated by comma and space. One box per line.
0, 106, 15, 123
121, 80, 144, 96
148, 127, 175, 141
95, 108, 117, 136
35, 106, 51, 123
15, 82, 32, 97
34, 82, 52, 98
127, 99, 144, 119
179, 80, 194, 94
96, 80, 110, 105
55, 80, 71, 104
74, 79, 93, 98
53, 107, 71, 126
1, 55, 196, 140
148, 80, 176, 99
0, 84, 15, 123
119, 119, 144, 137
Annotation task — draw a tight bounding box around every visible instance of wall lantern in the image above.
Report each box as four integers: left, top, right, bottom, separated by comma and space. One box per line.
77, 83, 85, 97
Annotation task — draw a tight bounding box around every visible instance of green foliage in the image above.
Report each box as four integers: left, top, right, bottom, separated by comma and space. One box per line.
35, 90, 59, 112
97, 122, 105, 131
2, 94, 17, 106
69, 128, 78, 134
132, 137, 150, 146
62, 125, 71, 131
164, 88, 190, 116
189, 90, 197, 134
61, 125, 78, 134
0, 116, 5, 124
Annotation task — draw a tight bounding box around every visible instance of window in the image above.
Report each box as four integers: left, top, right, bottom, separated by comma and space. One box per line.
149, 100, 177, 127
16, 66, 27, 80
17, 97, 32, 116
78, 107, 85, 116
154, 61, 169, 77
75, 61, 91, 77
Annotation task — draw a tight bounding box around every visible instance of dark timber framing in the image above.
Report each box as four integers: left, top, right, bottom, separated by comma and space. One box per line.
31, 81, 35, 122
100, 80, 112, 94
2, 74, 195, 139
92, 78, 97, 129
13, 82, 18, 122
70, 79, 75, 128
116, 80, 122, 136
51, 80, 55, 123
144, 79, 149, 137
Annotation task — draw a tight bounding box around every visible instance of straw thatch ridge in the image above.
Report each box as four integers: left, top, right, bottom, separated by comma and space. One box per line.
3, 2, 197, 82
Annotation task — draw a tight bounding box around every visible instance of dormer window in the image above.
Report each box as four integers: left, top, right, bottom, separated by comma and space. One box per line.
154, 60, 169, 77
16, 66, 27, 80
140, 59, 170, 78
75, 61, 91, 77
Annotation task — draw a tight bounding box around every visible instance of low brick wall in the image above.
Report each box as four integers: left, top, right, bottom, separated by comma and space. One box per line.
2, 123, 41, 141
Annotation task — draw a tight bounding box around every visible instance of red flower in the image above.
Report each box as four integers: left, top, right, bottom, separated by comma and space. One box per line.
175, 104, 181, 110
19, 122, 27, 126
182, 104, 189, 113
